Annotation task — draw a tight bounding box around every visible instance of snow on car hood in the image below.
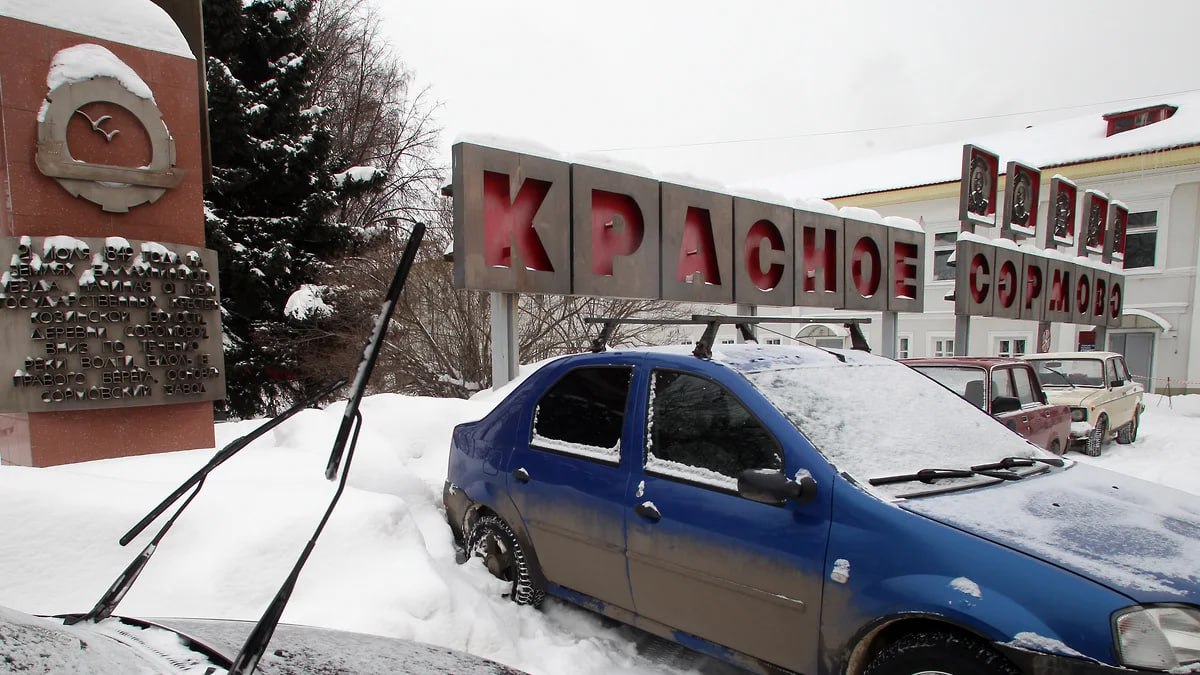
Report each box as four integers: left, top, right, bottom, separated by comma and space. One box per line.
157, 618, 523, 674
0, 607, 522, 674
902, 463, 1200, 602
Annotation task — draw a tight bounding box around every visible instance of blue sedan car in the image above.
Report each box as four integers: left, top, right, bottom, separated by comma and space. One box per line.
444, 343, 1200, 675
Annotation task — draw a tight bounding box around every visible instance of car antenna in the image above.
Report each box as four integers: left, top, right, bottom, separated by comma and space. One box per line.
63, 377, 347, 626
227, 221, 426, 675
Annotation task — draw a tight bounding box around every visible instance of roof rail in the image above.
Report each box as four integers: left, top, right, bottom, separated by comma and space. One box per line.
583, 315, 872, 360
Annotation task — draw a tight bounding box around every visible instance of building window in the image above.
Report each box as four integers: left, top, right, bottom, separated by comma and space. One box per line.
932, 231, 957, 281
995, 337, 1029, 358
720, 339, 735, 345
932, 337, 955, 357
897, 336, 911, 359
1104, 105, 1177, 137
1124, 211, 1157, 269
765, 338, 781, 345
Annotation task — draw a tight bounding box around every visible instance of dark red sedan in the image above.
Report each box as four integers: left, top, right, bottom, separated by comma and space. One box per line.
901, 357, 1072, 453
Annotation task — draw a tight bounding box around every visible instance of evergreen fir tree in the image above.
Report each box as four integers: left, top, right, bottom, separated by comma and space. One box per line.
204, 0, 381, 417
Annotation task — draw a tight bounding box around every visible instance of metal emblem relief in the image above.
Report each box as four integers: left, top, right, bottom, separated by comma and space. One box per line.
36, 75, 184, 213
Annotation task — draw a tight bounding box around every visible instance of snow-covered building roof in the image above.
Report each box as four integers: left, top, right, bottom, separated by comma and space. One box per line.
753, 93, 1200, 200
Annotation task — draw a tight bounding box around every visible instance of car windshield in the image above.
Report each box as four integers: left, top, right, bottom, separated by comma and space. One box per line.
744, 358, 1046, 499
1027, 358, 1105, 388
909, 366, 987, 411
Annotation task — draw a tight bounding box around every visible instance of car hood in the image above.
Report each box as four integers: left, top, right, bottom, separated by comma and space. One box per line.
1042, 387, 1105, 407
0, 607, 521, 674
902, 463, 1200, 603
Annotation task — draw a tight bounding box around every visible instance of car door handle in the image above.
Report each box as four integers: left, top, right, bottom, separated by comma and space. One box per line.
512, 467, 530, 483
1021, 416, 1029, 423
635, 501, 661, 522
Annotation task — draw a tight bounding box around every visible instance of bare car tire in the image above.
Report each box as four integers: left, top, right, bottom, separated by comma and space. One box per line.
1085, 415, 1108, 457
467, 514, 545, 606
1117, 411, 1139, 444
864, 631, 1019, 675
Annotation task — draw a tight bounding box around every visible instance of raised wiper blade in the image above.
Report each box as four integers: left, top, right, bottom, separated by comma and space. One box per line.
869, 467, 1023, 487
65, 379, 347, 627
120, 377, 347, 546
971, 456, 1065, 472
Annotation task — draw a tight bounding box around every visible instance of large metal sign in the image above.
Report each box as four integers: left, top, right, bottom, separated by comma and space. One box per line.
954, 234, 1124, 328
0, 235, 225, 411
452, 142, 924, 311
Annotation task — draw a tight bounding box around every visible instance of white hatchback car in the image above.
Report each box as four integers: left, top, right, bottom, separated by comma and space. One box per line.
1022, 351, 1145, 456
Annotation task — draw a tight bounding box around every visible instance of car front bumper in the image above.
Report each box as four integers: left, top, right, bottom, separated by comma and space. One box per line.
1069, 421, 1093, 439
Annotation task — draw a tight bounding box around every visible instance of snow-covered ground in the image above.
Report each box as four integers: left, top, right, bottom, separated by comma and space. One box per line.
0, 388, 1196, 674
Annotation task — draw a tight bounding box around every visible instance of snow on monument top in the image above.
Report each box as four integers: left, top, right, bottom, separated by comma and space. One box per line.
0, 0, 193, 59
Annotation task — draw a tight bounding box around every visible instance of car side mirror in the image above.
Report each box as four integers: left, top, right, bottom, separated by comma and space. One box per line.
737, 468, 816, 505
991, 395, 1022, 415
1110, 379, 1124, 388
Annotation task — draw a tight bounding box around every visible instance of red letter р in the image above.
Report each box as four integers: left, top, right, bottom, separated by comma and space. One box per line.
676, 207, 722, 285
482, 170, 554, 271
591, 190, 644, 276
746, 219, 785, 291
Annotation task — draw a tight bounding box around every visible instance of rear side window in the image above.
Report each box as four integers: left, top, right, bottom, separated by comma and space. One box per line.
646, 370, 781, 491
1012, 368, 1037, 406
532, 366, 632, 463
991, 368, 1016, 400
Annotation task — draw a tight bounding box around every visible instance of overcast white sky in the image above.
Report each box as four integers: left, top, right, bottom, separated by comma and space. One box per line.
378, 0, 1200, 190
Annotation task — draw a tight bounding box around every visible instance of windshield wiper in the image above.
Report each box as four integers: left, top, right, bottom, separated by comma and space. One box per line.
970, 456, 1064, 472
1041, 366, 1076, 389
228, 221, 426, 675
64, 378, 347, 626
869, 467, 1025, 487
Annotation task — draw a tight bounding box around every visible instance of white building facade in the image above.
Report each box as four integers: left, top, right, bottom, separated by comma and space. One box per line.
752, 100, 1200, 393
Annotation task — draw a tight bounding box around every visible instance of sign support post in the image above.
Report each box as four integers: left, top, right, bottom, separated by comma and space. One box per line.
881, 311, 898, 358
490, 292, 519, 388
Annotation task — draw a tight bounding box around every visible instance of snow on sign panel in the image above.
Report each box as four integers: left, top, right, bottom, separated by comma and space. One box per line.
0, 236, 226, 412
451, 142, 925, 311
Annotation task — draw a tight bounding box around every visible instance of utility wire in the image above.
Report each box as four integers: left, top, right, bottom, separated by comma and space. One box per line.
592, 86, 1200, 153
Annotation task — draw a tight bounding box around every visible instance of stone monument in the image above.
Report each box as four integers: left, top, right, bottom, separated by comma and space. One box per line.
0, 0, 223, 466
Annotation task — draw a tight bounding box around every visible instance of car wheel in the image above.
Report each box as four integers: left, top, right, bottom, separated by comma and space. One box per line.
466, 513, 545, 606
1085, 415, 1108, 457
1049, 439, 1062, 455
1117, 411, 1140, 444
864, 631, 1018, 675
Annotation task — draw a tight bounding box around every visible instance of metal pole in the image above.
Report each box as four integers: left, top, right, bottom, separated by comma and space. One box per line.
881, 311, 898, 358
954, 315, 970, 356
735, 304, 757, 342
490, 292, 519, 388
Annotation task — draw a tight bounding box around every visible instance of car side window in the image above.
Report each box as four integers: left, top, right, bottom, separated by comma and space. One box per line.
991, 368, 1016, 401
1106, 359, 1121, 386
532, 366, 633, 463
646, 369, 782, 491
1118, 357, 1133, 383
1012, 368, 1037, 406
